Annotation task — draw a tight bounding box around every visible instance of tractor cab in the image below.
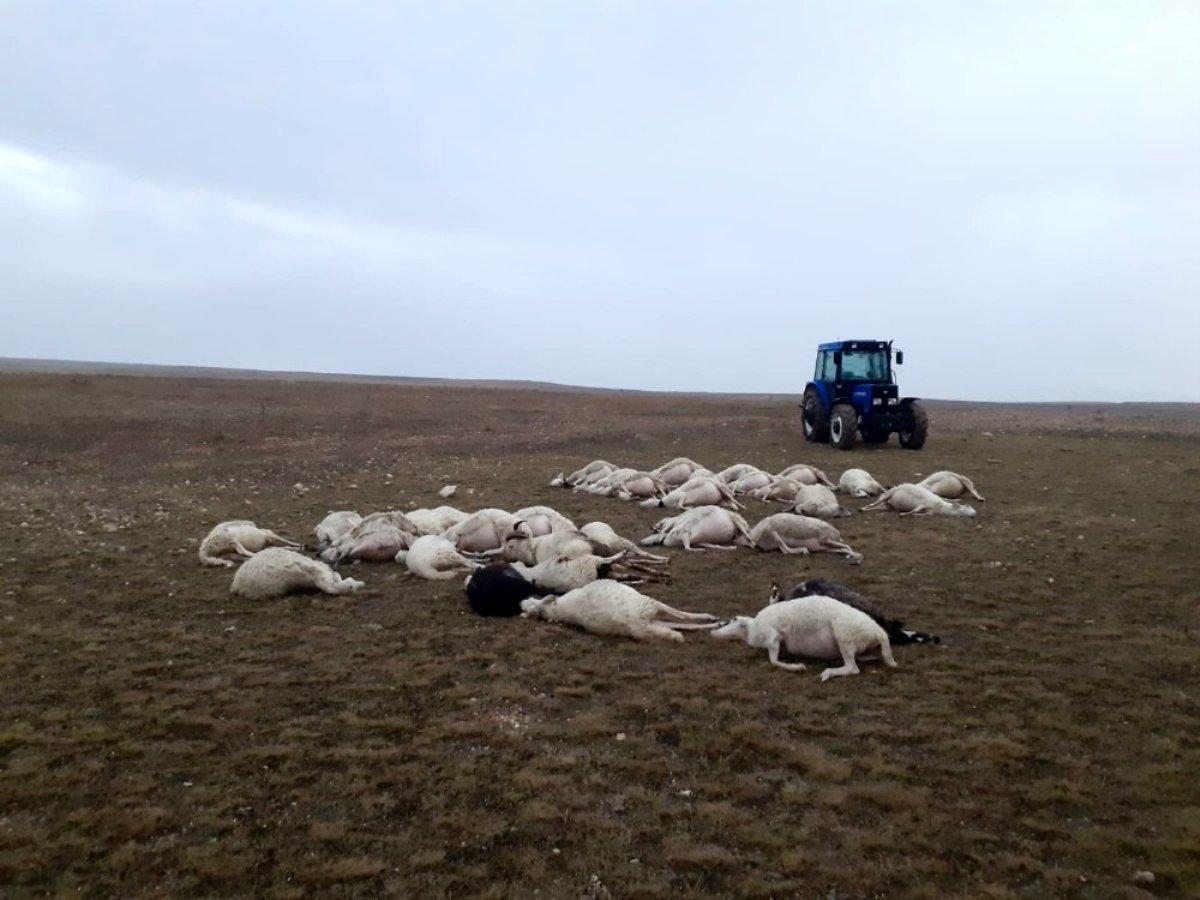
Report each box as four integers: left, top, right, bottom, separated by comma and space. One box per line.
802, 340, 927, 450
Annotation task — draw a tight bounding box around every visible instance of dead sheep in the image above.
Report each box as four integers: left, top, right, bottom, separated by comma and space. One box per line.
578, 521, 669, 562
729, 469, 775, 495
550, 459, 617, 488
776, 463, 835, 487
465, 564, 540, 617
640, 506, 754, 552
837, 468, 886, 498
314, 511, 362, 551
918, 471, 985, 501
405, 506, 468, 536
440, 508, 519, 553
520, 580, 718, 643
395, 535, 482, 581
747, 513, 861, 561
771, 579, 939, 646
583, 469, 670, 501
320, 510, 419, 564
512, 505, 577, 536
789, 483, 851, 519
199, 520, 301, 567
231, 548, 364, 600
711, 595, 897, 679
862, 484, 977, 517
650, 457, 707, 486
714, 463, 763, 485
641, 474, 742, 510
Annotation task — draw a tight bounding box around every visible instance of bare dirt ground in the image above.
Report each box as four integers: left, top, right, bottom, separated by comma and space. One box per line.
1, 373, 1197, 898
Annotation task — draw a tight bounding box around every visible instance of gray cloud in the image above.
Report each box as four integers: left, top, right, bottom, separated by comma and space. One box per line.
2, 2, 1198, 399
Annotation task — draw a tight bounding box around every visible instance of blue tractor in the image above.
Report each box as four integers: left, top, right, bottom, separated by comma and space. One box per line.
801, 340, 928, 450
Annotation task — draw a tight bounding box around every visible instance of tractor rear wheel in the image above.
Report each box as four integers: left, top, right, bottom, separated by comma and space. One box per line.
802, 388, 829, 442
899, 401, 928, 450
830, 404, 858, 450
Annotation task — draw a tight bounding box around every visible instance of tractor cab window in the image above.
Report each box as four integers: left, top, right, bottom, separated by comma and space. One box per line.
815, 351, 836, 381
839, 349, 889, 381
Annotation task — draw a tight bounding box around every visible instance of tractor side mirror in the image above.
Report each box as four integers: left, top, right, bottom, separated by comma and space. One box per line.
896, 350, 904, 365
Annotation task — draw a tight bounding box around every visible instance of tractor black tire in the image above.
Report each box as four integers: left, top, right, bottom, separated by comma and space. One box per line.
862, 429, 890, 444
830, 404, 858, 450
899, 401, 929, 450
802, 388, 830, 443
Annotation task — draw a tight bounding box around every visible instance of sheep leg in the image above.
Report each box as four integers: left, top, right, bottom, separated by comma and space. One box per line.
961, 476, 985, 501
825, 540, 862, 563
696, 543, 738, 551
264, 531, 302, 548
769, 530, 810, 556
627, 546, 669, 562
649, 599, 717, 623
639, 623, 686, 643
199, 551, 236, 568
899, 506, 933, 517
819, 637, 862, 681
767, 634, 806, 672
315, 568, 364, 596
664, 621, 722, 631
232, 540, 260, 558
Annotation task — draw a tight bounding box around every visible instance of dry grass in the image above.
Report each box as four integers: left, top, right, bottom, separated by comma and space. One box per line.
0, 373, 1198, 897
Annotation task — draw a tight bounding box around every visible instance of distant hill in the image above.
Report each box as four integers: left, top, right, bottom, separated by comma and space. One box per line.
0, 356, 787, 399
1, 357, 1195, 411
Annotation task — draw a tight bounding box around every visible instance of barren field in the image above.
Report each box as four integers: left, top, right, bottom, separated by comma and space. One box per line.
1, 373, 1197, 898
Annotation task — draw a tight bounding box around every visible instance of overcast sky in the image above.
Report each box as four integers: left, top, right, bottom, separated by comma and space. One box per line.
2, 2, 1198, 400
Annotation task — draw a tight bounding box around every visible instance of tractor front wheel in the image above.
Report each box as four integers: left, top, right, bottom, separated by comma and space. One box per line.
899, 401, 929, 450
830, 404, 858, 450
802, 388, 830, 442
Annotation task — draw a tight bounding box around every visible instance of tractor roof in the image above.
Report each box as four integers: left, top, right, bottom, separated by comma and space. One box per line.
818, 339, 890, 352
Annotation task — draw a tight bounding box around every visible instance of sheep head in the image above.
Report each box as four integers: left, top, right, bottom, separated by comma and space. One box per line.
710, 617, 753, 642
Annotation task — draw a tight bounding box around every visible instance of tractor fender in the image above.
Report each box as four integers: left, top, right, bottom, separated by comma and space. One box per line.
802, 382, 835, 412
899, 397, 921, 409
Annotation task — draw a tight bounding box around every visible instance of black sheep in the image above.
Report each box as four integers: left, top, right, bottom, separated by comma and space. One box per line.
466, 564, 539, 617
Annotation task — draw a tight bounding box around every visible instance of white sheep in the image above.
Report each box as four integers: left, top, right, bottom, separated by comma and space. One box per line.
710, 595, 897, 680
861, 483, 976, 517
714, 463, 763, 484
641, 506, 753, 551
405, 506, 469, 536
513, 552, 624, 593
520, 580, 717, 642
642, 474, 741, 510
650, 457, 707, 486
918, 471, 985, 501
790, 483, 851, 519
320, 511, 418, 564
199, 520, 301, 567
747, 513, 861, 561
730, 469, 775, 494
314, 511, 362, 550
837, 468, 886, 498
501, 526, 595, 565
512, 505, 576, 536
584, 469, 669, 500
749, 477, 804, 503
776, 463, 835, 487
395, 535, 482, 580
550, 459, 616, 488
579, 521, 669, 562
231, 548, 364, 600
441, 508, 520, 553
